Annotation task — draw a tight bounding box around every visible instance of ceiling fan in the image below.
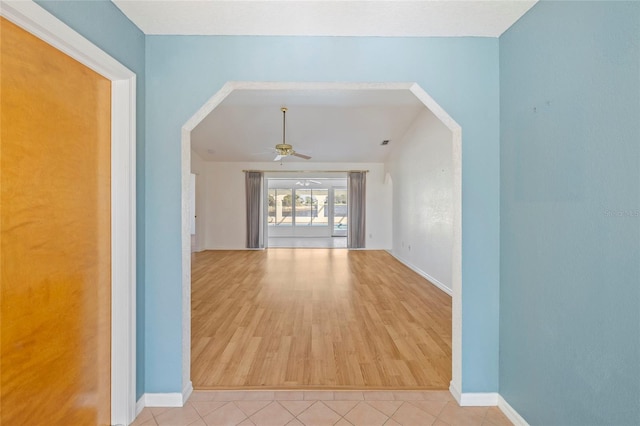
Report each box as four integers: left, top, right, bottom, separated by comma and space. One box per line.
273, 107, 312, 161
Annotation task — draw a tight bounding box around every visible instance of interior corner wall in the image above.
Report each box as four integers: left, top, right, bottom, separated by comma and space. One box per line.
387, 108, 453, 293
200, 162, 391, 250
32, 0, 147, 400
499, 1, 640, 424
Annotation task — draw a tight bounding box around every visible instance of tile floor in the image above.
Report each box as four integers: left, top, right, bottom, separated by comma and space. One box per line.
131, 390, 513, 426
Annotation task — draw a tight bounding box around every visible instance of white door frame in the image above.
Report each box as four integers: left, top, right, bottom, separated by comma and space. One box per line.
1, 2, 137, 424
181, 81, 462, 397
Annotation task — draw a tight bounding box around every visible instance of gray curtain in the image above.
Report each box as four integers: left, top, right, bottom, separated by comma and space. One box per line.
245, 171, 263, 248
348, 171, 366, 248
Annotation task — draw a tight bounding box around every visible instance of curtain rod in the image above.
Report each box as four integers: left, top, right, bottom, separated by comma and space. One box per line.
243, 170, 369, 173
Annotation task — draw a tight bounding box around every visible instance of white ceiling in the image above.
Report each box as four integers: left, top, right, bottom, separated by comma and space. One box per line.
191, 89, 426, 162
113, 0, 537, 37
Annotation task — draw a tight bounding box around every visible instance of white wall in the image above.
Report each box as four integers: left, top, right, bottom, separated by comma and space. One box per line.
190, 149, 207, 251
200, 161, 391, 250
387, 108, 453, 293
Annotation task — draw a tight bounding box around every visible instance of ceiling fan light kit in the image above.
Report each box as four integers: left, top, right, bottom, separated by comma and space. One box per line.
273, 107, 312, 161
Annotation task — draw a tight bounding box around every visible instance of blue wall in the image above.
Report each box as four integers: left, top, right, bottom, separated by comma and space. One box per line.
500, 1, 640, 424
35, 0, 147, 399
144, 36, 501, 393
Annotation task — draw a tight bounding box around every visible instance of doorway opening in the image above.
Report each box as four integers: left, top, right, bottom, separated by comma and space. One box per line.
266, 177, 348, 248
182, 82, 462, 395
2, 2, 137, 424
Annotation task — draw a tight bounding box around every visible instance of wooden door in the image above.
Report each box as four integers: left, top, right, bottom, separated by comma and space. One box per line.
1, 17, 111, 425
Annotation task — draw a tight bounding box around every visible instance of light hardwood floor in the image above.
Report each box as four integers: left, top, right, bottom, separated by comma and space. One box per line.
191, 249, 452, 389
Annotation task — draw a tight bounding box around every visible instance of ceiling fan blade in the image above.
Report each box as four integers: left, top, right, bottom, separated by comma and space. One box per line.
309, 180, 322, 185
274, 154, 284, 161
292, 152, 311, 160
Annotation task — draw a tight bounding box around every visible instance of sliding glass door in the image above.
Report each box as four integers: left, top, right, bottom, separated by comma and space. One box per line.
267, 178, 347, 238
332, 188, 348, 237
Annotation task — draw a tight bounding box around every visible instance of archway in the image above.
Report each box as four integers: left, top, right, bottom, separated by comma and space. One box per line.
180, 82, 462, 396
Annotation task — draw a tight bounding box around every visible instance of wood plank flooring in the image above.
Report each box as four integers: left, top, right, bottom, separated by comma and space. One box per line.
191, 249, 452, 389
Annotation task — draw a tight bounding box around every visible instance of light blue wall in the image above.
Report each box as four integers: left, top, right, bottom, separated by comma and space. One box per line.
34, 0, 147, 399
500, 1, 640, 424
144, 36, 501, 393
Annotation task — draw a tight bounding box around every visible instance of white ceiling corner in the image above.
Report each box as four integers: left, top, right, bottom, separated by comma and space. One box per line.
112, 0, 538, 38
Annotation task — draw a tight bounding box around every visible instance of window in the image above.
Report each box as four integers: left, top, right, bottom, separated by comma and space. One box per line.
268, 188, 293, 226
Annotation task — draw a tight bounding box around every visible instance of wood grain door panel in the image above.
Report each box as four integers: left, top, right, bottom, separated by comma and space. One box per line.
1, 17, 111, 425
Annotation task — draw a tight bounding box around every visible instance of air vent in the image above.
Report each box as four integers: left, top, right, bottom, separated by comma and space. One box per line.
381, 140, 390, 146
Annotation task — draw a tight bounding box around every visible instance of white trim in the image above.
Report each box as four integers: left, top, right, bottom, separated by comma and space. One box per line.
449, 381, 462, 404
143, 393, 185, 408
182, 381, 194, 404
1, 2, 137, 425
460, 392, 499, 406
181, 81, 462, 398
498, 395, 530, 426
136, 381, 193, 412
387, 251, 453, 296
136, 397, 145, 417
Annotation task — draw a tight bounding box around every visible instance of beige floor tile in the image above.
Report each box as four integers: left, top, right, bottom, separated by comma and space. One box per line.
188, 420, 207, 426
279, 401, 314, 416
250, 402, 295, 426
383, 419, 402, 426
391, 402, 436, 426
155, 405, 202, 426
363, 392, 395, 401
210, 391, 249, 401
190, 392, 224, 402
343, 402, 388, 426
286, 419, 305, 426
202, 402, 248, 426
190, 401, 229, 417
407, 400, 447, 418
432, 420, 449, 426
235, 401, 271, 417
483, 407, 513, 426
323, 401, 359, 416
274, 391, 305, 401
131, 408, 156, 426
303, 391, 334, 401
392, 392, 426, 401
436, 403, 487, 426
333, 392, 364, 401
296, 401, 342, 426
237, 420, 256, 426
135, 418, 159, 426
334, 419, 354, 426
242, 391, 276, 401
420, 391, 455, 402
364, 401, 403, 417
150, 407, 172, 417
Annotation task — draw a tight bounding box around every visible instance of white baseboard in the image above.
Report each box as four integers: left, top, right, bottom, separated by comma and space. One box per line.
449, 381, 462, 404
387, 251, 453, 296
498, 395, 530, 426
182, 381, 194, 404
460, 392, 499, 406
135, 396, 145, 416
142, 392, 185, 407
449, 380, 528, 425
